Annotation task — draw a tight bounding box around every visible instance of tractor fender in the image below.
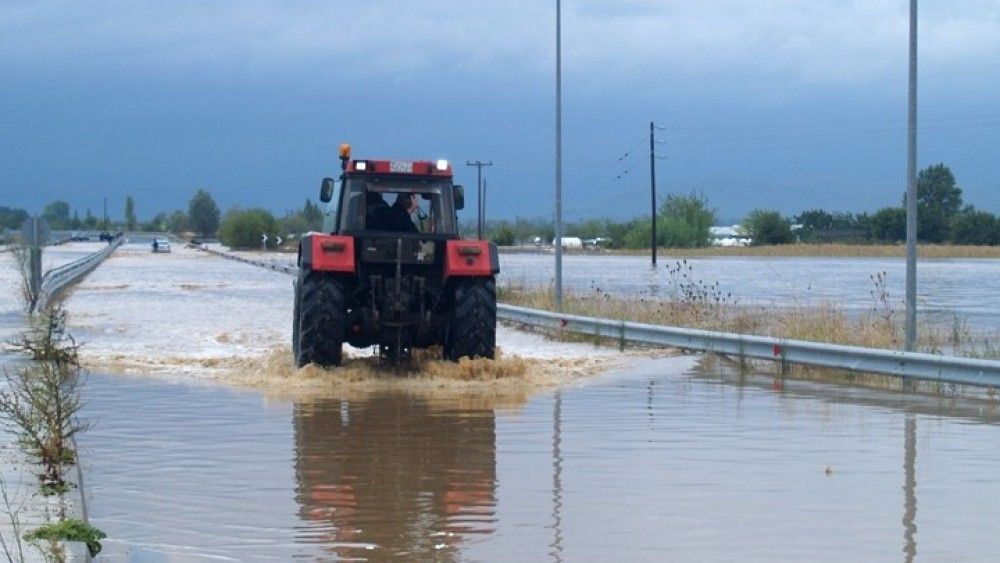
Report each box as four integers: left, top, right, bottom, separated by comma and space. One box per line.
299, 234, 356, 273
444, 240, 499, 280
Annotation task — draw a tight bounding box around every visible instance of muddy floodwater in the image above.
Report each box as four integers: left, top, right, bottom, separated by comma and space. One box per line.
30, 241, 997, 560
79, 358, 1000, 561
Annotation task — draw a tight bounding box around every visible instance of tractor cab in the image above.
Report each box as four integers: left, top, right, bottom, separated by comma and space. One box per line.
320, 147, 465, 237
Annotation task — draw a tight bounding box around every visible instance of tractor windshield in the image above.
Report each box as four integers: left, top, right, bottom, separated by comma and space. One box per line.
337, 177, 457, 235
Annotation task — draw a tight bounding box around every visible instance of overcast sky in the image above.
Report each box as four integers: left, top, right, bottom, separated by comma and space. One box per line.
2, 0, 999, 223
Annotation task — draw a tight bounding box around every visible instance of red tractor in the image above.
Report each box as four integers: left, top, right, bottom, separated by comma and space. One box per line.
293, 144, 499, 367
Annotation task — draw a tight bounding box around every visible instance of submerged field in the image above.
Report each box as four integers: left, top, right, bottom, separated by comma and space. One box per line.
498, 282, 1000, 360
506, 243, 1000, 259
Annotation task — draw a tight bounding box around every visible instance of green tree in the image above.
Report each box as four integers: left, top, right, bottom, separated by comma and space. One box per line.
658, 192, 715, 248
281, 213, 311, 237
188, 189, 221, 237
281, 199, 325, 236
167, 210, 189, 234
910, 163, 963, 243
743, 209, 793, 245
218, 207, 281, 249
870, 206, 906, 242
42, 201, 71, 229
143, 212, 168, 232
794, 209, 863, 243
492, 222, 516, 246
795, 209, 835, 231
621, 217, 652, 249
303, 199, 324, 230
84, 209, 98, 229
124, 196, 137, 231
950, 208, 1000, 245
0, 206, 29, 230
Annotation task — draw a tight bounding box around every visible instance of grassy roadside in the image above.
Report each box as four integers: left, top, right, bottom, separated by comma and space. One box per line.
497, 281, 999, 361
502, 243, 1000, 259
499, 280, 1000, 397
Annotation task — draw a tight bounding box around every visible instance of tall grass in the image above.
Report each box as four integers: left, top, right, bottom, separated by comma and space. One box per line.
498, 264, 996, 359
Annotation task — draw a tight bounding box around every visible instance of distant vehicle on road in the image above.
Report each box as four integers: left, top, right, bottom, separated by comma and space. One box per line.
152, 238, 171, 253
70, 232, 90, 242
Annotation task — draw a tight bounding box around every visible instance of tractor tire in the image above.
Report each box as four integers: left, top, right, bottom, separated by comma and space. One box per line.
295, 272, 346, 368
444, 277, 496, 361
292, 279, 301, 362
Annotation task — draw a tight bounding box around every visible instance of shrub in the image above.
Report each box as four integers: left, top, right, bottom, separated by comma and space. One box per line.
743, 209, 794, 245
25, 518, 107, 556
951, 209, 1000, 245
218, 207, 281, 249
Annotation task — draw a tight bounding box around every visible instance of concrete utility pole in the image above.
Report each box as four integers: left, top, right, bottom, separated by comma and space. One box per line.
554, 0, 563, 311
30, 218, 41, 302
905, 0, 918, 351
466, 160, 493, 239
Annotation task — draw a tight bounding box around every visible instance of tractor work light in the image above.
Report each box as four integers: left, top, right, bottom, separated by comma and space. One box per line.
435, 159, 449, 171
320, 240, 347, 252
355, 161, 367, 171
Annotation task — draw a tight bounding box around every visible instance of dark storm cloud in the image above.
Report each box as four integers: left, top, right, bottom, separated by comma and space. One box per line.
1, 1, 998, 220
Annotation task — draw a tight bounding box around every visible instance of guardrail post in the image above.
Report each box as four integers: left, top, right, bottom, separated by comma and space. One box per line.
29, 245, 42, 303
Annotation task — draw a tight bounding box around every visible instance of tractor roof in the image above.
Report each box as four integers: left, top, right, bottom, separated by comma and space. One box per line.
346, 159, 453, 178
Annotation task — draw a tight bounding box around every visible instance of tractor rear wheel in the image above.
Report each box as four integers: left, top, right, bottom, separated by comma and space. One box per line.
295, 272, 346, 368
444, 278, 496, 361
292, 278, 301, 362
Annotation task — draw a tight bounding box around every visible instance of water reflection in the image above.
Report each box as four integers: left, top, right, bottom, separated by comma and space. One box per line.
903, 416, 917, 563
548, 391, 564, 563
689, 356, 986, 563
292, 393, 497, 560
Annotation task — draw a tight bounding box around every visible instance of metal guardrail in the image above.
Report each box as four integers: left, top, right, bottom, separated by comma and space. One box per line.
36, 239, 124, 312
498, 304, 1000, 388
197, 245, 298, 275
197, 245, 1000, 389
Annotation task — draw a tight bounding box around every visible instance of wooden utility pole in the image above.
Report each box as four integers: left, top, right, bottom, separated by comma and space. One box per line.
466, 160, 493, 239
649, 121, 657, 266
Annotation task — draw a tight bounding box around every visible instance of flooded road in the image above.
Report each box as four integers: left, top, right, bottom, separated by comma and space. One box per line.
79, 358, 1000, 561
47, 242, 1000, 560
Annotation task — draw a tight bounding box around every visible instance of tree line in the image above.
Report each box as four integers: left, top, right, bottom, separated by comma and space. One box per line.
4, 162, 996, 249
476, 163, 999, 247
1, 190, 324, 250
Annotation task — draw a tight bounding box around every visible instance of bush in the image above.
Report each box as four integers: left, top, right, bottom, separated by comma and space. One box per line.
1, 307, 89, 494
869, 207, 906, 243
951, 209, 1000, 245
492, 223, 516, 246
743, 209, 793, 245
658, 192, 715, 248
25, 518, 107, 556
218, 208, 281, 249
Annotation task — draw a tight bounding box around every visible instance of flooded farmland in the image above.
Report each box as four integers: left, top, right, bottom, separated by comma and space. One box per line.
500, 253, 1000, 335
7, 241, 995, 560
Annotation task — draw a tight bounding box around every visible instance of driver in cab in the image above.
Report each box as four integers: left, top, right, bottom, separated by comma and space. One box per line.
366, 191, 421, 232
